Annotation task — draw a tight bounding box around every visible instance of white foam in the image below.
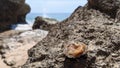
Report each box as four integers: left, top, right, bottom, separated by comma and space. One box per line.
11, 24, 32, 30
20, 29, 48, 37
26, 20, 34, 26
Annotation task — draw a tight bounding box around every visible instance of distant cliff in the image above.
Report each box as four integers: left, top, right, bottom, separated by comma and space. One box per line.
0, 0, 31, 32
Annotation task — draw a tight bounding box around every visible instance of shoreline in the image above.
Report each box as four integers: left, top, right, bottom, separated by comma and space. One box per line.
11, 24, 33, 30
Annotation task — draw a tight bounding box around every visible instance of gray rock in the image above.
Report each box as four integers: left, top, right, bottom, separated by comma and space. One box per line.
22, 4, 120, 68
0, 0, 31, 32
32, 16, 58, 31
88, 0, 120, 18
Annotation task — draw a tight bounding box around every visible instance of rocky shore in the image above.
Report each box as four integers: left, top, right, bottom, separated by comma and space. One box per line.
0, 0, 30, 32
0, 0, 120, 68
0, 9, 59, 68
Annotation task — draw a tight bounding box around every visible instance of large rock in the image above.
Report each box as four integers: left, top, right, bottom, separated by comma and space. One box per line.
22, 0, 120, 68
17, 4, 31, 23
32, 16, 58, 31
0, 30, 48, 68
0, 0, 31, 32
88, 0, 120, 18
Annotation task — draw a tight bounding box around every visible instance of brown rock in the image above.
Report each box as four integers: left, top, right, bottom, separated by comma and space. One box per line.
22, 0, 120, 68
88, 0, 120, 18
17, 4, 31, 23
32, 16, 58, 31
0, 0, 31, 32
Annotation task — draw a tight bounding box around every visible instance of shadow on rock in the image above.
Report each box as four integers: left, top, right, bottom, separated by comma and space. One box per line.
64, 54, 96, 68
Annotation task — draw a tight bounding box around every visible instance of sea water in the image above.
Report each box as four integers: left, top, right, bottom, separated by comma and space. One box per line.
26, 13, 71, 24
12, 13, 71, 30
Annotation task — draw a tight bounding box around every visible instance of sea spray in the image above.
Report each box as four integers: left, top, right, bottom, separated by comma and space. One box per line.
11, 24, 32, 30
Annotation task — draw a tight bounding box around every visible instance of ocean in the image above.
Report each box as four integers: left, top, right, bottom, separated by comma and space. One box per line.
12, 13, 71, 30
26, 13, 71, 24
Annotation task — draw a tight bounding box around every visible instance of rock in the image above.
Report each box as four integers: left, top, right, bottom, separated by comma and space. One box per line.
22, 0, 120, 68
17, 4, 31, 23
0, 55, 10, 68
0, 30, 23, 38
4, 58, 16, 66
0, 0, 31, 32
88, 0, 120, 18
0, 29, 48, 68
64, 41, 87, 58
32, 16, 58, 31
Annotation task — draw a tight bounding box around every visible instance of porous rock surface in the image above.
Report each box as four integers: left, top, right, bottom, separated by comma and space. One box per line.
22, 0, 120, 68
88, 0, 120, 18
0, 0, 31, 32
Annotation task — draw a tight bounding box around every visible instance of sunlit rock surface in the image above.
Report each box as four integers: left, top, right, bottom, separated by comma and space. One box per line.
0, 30, 48, 68
22, 0, 120, 68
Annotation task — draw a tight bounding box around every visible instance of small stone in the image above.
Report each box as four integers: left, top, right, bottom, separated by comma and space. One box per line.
64, 41, 87, 58
4, 59, 16, 66
111, 53, 119, 57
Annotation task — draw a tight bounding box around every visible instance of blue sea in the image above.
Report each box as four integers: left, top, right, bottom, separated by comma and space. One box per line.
26, 13, 71, 24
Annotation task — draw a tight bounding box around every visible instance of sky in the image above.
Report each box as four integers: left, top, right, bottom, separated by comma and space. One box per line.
26, 0, 87, 13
